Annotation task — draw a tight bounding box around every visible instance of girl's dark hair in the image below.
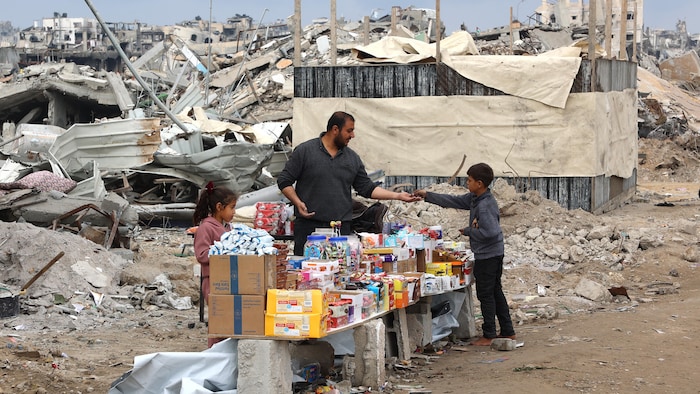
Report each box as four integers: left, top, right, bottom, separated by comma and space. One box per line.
326, 111, 354, 132
467, 163, 494, 187
192, 184, 239, 225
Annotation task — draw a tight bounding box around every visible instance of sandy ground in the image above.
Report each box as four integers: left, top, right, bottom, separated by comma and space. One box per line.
394, 201, 700, 394
1, 138, 700, 393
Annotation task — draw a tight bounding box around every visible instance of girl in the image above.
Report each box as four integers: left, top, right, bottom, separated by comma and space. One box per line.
192, 181, 238, 348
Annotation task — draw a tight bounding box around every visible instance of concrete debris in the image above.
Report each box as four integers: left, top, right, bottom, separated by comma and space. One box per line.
378, 171, 694, 327
575, 278, 614, 302
0, 221, 195, 333
0, 3, 699, 351
0, 6, 697, 237
490, 338, 517, 351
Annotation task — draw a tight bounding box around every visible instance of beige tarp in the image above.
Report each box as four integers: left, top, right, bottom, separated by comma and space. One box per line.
443, 55, 581, 109
353, 35, 581, 109
292, 89, 637, 179
351, 31, 479, 63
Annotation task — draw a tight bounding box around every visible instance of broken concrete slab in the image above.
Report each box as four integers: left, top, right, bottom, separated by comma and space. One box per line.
574, 278, 613, 302
659, 51, 700, 82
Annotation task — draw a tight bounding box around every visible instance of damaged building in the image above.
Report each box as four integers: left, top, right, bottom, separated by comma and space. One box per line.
0, 1, 697, 246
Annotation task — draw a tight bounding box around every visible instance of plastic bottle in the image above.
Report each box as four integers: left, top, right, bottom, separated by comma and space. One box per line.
303, 234, 328, 259
346, 235, 362, 273
327, 236, 349, 270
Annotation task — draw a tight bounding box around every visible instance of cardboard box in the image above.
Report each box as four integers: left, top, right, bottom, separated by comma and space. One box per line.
403, 234, 425, 249
392, 247, 411, 261
267, 289, 327, 314
362, 247, 395, 255
328, 290, 369, 323
432, 249, 452, 262
395, 290, 409, 308
208, 294, 265, 337
265, 313, 327, 338
382, 261, 398, 273
402, 257, 417, 272
277, 271, 300, 290
382, 258, 417, 273
210, 254, 276, 295
415, 240, 435, 272
302, 259, 340, 273
402, 272, 424, 301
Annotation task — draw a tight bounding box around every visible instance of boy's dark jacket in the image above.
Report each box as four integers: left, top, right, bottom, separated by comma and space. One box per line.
423, 189, 504, 260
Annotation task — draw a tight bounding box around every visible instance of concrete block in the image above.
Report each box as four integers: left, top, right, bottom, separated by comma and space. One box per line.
574, 278, 612, 302
341, 355, 356, 383
352, 319, 385, 389
452, 288, 477, 340
404, 313, 425, 352
102, 192, 139, 225
237, 339, 292, 394
490, 338, 516, 351
406, 297, 432, 346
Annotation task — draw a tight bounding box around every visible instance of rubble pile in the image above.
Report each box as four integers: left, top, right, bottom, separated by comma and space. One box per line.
0, 221, 196, 331
1, 6, 700, 335
382, 178, 697, 324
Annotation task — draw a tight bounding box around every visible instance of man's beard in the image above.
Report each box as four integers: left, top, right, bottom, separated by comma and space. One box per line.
334, 133, 347, 148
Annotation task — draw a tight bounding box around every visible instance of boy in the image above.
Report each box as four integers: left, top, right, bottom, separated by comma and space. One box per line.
413, 163, 515, 346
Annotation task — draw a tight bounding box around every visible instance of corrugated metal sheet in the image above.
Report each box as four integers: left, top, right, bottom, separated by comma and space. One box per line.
385, 175, 595, 211
153, 141, 274, 194
385, 170, 638, 213
49, 118, 162, 175
295, 60, 637, 99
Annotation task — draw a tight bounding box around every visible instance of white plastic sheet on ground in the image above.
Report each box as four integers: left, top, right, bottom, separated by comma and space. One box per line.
431, 291, 466, 343
108, 338, 238, 394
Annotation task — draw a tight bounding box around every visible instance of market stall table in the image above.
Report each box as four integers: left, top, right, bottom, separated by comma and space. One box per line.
226, 282, 476, 393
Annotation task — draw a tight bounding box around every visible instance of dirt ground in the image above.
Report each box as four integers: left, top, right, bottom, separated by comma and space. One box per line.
1, 137, 700, 394
399, 201, 700, 394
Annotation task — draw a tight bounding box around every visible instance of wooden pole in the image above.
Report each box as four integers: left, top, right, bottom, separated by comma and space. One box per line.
391, 6, 399, 36
588, 0, 597, 92
619, 0, 628, 61
435, 0, 441, 64
330, 0, 337, 65
632, 1, 638, 62
363, 15, 370, 45
509, 6, 514, 54
605, 0, 612, 59
294, 0, 301, 67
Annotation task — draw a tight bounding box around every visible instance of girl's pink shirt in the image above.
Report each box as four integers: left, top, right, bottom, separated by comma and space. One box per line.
193, 216, 230, 277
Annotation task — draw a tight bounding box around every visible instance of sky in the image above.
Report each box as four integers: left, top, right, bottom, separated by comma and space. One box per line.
2, 0, 699, 35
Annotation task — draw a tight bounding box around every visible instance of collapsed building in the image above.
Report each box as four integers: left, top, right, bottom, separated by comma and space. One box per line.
0, 2, 698, 247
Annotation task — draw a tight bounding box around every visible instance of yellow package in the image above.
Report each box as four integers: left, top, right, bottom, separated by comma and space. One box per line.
265, 313, 327, 338
266, 289, 327, 314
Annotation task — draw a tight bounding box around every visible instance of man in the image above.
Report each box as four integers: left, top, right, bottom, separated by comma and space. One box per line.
277, 111, 420, 256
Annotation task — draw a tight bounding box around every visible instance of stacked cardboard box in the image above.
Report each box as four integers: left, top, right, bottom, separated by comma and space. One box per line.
208, 254, 276, 337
